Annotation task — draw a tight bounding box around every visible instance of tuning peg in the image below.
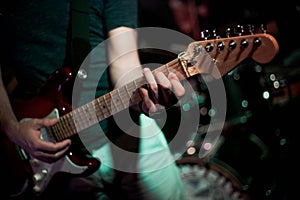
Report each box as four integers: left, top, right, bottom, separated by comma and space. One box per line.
226, 28, 232, 38
240, 39, 249, 48
217, 41, 225, 51
260, 23, 267, 33
247, 24, 255, 34
234, 25, 244, 36
212, 29, 221, 39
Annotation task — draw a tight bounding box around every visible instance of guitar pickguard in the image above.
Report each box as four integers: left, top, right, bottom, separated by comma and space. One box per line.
29, 152, 88, 194
19, 109, 89, 195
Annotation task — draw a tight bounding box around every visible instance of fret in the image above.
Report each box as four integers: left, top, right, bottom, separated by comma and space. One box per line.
83, 104, 90, 126
133, 79, 138, 90
109, 90, 120, 113
95, 98, 106, 120
53, 124, 62, 141
64, 117, 73, 138
127, 80, 142, 105
65, 115, 73, 137
99, 97, 110, 118
72, 109, 85, 133
77, 106, 86, 130
126, 83, 135, 96
117, 87, 130, 108
56, 120, 66, 140
58, 117, 70, 139
165, 63, 170, 75
92, 100, 100, 120
116, 88, 126, 108
125, 82, 135, 102
65, 113, 76, 137
124, 84, 133, 105
60, 115, 71, 138
51, 125, 58, 140
103, 94, 112, 116
71, 110, 78, 132
84, 103, 97, 127
64, 122, 72, 138
83, 104, 94, 128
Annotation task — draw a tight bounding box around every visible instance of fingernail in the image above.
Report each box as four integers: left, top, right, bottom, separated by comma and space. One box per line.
169, 72, 175, 77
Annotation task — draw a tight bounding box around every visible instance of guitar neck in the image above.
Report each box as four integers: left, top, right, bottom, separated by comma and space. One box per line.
47, 58, 187, 141
47, 33, 279, 141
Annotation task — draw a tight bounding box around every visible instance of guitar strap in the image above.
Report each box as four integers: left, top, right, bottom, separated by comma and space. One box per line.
65, 0, 91, 74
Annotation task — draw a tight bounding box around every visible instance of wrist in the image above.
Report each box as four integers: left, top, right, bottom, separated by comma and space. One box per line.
1, 119, 20, 138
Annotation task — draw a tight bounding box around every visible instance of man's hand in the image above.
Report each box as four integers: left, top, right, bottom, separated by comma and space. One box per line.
139, 68, 185, 114
7, 118, 71, 163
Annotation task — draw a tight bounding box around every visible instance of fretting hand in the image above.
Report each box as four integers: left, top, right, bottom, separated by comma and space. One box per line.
139, 67, 185, 115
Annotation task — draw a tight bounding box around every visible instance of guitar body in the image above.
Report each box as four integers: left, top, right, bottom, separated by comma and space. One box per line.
4, 67, 100, 197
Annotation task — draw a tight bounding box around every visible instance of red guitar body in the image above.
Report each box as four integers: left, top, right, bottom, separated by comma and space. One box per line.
2, 67, 100, 198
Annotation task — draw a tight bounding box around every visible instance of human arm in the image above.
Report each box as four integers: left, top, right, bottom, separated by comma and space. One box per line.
107, 27, 185, 113
0, 66, 71, 163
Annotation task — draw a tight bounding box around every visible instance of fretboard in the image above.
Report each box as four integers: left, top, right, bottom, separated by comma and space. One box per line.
48, 58, 186, 141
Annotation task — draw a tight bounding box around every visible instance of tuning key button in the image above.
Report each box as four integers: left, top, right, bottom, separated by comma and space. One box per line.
254, 38, 262, 46
229, 40, 237, 50
241, 39, 249, 48
217, 41, 225, 51
205, 43, 213, 52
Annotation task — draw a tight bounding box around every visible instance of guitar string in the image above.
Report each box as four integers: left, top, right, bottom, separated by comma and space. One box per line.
51, 58, 187, 141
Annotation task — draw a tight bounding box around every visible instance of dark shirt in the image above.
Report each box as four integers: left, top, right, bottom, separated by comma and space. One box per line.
7, 0, 137, 99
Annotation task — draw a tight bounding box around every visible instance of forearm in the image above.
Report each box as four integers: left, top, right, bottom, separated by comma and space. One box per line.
0, 67, 19, 136
107, 26, 142, 88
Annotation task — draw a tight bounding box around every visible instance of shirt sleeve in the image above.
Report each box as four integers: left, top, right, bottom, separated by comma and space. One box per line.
104, 0, 138, 31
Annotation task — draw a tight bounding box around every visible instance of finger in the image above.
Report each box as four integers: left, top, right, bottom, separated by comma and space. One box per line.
40, 118, 59, 127
38, 138, 72, 153
155, 72, 182, 107
155, 71, 171, 89
31, 118, 58, 129
168, 72, 185, 97
143, 68, 158, 96
140, 88, 157, 113
33, 143, 70, 163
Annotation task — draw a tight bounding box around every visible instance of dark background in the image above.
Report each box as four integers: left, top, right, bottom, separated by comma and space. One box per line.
138, 0, 300, 199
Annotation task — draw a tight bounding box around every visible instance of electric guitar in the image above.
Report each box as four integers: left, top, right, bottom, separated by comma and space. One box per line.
3, 32, 279, 197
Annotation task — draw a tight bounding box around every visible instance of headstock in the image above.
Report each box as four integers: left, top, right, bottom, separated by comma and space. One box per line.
178, 28, 279, 79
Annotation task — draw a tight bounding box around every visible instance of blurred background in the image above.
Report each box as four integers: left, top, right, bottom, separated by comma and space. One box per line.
1, 0, 299, 199
138, 0, 300, 199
